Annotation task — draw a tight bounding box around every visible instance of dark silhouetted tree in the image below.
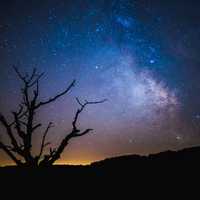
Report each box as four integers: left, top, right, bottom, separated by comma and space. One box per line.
0, 67, 106, 167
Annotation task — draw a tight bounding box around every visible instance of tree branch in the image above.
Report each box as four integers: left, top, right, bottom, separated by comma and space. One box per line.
72, 98, 107, 131
9, 109, 28, 127
12, 111, 26, 139
13, 66, 44, 88
39, 98, 106, 166
0, 141, 22, 165
13, 65, 27, 84
73, 128, 93, 137
29, 72, 44, 88
35, 80, 76, 108
0, 113, 21, 152
38, 122, 53, 159
1, 66, 106, 167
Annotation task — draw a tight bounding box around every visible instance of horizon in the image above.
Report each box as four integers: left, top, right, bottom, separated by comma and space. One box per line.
0, 143, 198, 166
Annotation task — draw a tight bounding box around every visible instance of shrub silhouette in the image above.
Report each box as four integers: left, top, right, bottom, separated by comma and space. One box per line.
0, 67, 106, 167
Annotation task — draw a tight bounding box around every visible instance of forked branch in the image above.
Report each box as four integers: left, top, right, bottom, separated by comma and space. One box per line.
0, 67, 106, 167
39, 98, 107, 166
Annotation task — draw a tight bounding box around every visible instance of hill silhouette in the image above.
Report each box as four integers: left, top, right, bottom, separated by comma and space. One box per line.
0, 146, 199, 194
91, 145, 200, 167
1, 145, 199, 174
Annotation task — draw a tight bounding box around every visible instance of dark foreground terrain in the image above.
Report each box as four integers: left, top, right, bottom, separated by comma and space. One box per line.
0, 146, 199, 195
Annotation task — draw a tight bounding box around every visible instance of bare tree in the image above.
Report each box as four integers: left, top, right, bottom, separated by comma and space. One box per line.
0, 67, 106, 167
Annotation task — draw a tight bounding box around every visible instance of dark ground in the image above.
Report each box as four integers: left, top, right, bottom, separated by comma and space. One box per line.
0, 146, 199, 196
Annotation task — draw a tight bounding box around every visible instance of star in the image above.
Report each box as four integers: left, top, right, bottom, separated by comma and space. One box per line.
150, 59, 155, 64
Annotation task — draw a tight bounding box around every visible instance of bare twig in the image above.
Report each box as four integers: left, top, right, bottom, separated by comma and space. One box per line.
39, 98, 106, 166
35, 80, 76, 109
0, 113, 20, 151
13, 65, 27, 84
38, 122, 53, 158
72, 98, 107, 132
0, 141, 22, 165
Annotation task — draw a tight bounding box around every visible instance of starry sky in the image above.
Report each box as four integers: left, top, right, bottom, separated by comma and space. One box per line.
0, 0, 200, 165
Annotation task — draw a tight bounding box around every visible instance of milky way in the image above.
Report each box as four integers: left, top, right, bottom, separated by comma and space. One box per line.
0, 0, 200, 165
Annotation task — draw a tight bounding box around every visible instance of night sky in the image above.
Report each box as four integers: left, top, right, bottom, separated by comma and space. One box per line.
1, 0, 200, 165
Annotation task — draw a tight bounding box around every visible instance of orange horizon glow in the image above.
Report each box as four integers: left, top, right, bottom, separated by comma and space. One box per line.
55, 159, 94, 166
0, 158, 98, 167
